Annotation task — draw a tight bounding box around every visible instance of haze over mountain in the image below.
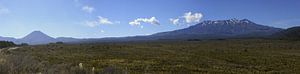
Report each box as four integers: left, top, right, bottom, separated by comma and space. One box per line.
0, 19, 294, 45
0, 36, 17, 42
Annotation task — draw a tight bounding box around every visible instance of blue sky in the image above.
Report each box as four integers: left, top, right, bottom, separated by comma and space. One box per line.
0, 0, 299, 38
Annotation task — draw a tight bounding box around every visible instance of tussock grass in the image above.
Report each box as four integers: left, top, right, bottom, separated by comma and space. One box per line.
0, 39, 299, 74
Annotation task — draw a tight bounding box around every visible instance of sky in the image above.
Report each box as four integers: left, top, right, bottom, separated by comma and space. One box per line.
0, 0, 300, 38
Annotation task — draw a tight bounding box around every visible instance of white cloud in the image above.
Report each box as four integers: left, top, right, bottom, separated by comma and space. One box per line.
183, 12, 203, 23
129, 21, 140, 26
129, 17, 160, 26
98, 16, 114, 25
82, 5, 94, 13
85, 16, 119, 27
169, 12, 203, 25
170, 18, 180, 25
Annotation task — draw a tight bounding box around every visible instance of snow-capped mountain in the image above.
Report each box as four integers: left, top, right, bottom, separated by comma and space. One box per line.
151, 19, 283, 39
0, 19, 287, 44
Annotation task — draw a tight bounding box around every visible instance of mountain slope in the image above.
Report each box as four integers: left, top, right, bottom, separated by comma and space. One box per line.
0, 31, 81, 45
151, 19, 283, 39
0, 36, 17, 42
56, 37, 80, 42
0, 19, 287, 44
273, 26, 300, 39
17, 31, 57, 44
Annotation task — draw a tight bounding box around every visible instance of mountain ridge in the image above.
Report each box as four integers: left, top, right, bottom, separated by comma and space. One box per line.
151, 19, 283, 39
272, 26, 300, 39
17, 31, 57, 44
0, 18, 292, 45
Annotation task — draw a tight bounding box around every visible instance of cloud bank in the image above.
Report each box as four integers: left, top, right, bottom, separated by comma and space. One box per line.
169, 12, 203, 25
85, 16, 118, 27
183, 12, 203, 23
98, 16, 114, 25
129, 17, 160, 26
170, 18, 180, 25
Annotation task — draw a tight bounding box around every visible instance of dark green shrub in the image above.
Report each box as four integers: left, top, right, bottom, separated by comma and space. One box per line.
20, 43, 29, 46
0, 41, 16, 48
56, 42, 64, 44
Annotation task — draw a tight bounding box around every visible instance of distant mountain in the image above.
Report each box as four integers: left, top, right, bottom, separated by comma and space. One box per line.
78, 19, 285, 43
272, 26, 300, 39
0, 31, 81, 45
16, 31, 58, 44
0, 36, 17, 42
56, 37, 80, 42
0, 19, 290, 45
151, 19, 283, 39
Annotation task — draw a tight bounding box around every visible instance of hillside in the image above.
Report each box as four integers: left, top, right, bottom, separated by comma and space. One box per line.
0, 19, 288, 44
151, 19, 283, 39
15, 31, 57, 45
0, 36, 17, 42
273, 26, 300, 39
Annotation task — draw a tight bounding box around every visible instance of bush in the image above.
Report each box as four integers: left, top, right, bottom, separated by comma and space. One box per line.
0, 41, 16, 48
20, 43, 29, 46
56, 42, 64, 44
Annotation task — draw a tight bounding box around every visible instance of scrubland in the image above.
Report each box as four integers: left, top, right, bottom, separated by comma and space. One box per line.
0, 39, 299, 74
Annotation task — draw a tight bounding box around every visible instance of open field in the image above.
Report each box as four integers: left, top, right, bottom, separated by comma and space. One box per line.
0, 39, 300, 74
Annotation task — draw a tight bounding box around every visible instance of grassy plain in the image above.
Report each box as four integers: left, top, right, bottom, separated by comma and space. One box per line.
0, 39, 299, 74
